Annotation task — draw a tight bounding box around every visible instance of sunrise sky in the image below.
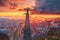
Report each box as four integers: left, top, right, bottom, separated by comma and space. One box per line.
0, 0, 35, 11
0, 0, 35, 17
0, 0, 60, 17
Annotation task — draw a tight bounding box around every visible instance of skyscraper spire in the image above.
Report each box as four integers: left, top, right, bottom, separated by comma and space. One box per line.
23, 8, 32, 40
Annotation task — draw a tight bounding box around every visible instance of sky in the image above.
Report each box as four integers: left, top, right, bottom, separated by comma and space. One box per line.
0, 0, 35, 12
0, 0, 60, 12
0, 0, 60, 16
34, 0, 60, 12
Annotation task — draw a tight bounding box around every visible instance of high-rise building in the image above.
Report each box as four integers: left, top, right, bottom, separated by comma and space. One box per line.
23, 8, 32, 40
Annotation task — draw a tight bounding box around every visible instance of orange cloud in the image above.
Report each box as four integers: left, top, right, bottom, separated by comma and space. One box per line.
0, 0, 35, 11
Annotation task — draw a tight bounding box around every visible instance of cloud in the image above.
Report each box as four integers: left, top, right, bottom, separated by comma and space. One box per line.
34, 0, 60, 12
0, 0, 6, 6
0, 0, 35, 11
45, 0, 60, 12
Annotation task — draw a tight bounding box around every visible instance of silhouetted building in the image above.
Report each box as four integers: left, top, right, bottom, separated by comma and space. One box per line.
0, 29, 10, 40
23, 8, 32, 40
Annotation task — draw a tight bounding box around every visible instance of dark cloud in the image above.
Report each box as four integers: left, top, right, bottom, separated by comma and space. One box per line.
34, 0, 60, 12
0, 0, 6, 6
9, 2, 18, 9
45, 0, 60, 12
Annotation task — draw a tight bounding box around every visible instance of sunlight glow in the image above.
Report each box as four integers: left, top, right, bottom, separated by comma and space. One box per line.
0, 12, 60, 19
